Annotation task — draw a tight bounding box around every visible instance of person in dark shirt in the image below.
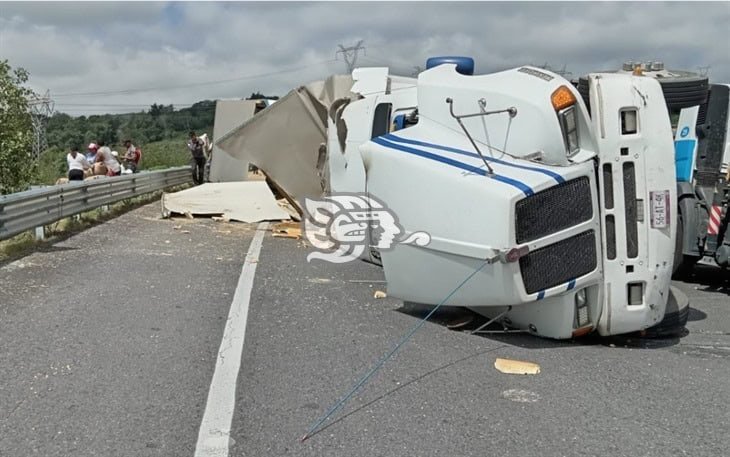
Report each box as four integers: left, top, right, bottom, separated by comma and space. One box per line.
187, 131, 206, 185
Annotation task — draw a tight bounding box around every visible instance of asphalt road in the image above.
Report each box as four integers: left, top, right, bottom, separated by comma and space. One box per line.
1, 202, 728, 457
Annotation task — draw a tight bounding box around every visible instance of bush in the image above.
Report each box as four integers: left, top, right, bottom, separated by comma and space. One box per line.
0, 60, 35, 194
135, 138, 191, 170
36, 146, 67, 184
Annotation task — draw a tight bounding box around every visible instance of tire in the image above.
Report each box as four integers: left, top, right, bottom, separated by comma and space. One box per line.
672, 209, 700, 278
659, 79, 710, 90
641, 286, 690, 338
643, 307, 690, 338
659, 77, 708, 111
672, 209, 685, 276
577, 77, 591, 112
576, 74, 709, 116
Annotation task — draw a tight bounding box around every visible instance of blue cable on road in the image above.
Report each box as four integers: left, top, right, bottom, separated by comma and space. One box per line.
300, 259, 491, 442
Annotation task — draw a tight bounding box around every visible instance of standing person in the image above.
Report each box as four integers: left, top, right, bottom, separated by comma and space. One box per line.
187, 131, 206, 185
66, 146, 90, 181
95, 141, 121, 176
123, 139, 141, 173
198, 133, 213, 182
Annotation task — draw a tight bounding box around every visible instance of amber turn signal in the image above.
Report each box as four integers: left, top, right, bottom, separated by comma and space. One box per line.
550, 85, 576, 111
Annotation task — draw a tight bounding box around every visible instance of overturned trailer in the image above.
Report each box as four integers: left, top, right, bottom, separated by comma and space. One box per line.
217, 58, 689, 339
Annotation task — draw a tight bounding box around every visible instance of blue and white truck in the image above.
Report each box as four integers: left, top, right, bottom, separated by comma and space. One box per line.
217, 57, 690, 339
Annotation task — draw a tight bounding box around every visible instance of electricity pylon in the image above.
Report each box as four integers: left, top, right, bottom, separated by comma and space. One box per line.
27, 90, 55, 160
336, 40, 366, 73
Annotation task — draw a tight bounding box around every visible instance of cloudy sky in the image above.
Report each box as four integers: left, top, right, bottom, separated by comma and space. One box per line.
1, 1, 728, 116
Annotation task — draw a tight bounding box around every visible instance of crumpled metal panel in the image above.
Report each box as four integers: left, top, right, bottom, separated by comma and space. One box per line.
216, 75, 354, 211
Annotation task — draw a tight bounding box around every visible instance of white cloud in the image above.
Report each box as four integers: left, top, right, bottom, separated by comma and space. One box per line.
0, 1, 727, 115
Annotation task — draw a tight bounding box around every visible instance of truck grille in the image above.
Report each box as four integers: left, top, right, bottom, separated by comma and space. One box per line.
623, 163, 638, 258
515, 177, 593, 243
519, 230, 597, 294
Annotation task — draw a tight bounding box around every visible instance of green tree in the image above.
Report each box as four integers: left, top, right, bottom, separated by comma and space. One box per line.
0, 60, 36, 194
44, 99, 216, 152
149, 103, 173, 117
247, 92, 279, 100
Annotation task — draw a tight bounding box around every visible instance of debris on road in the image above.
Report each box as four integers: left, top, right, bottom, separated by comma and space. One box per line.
161, 182, 289, 223
446, 314, 475, 330
502, 389, 541, 403
494, 357, 541, 375
277, 199, 301, 221
308, 278, 332, 284
373, 290, 387, 299
272, 221, 302, 239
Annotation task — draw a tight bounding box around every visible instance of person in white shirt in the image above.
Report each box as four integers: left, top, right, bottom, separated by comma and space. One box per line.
94, 141, 121, 176
66, 146, 90, 181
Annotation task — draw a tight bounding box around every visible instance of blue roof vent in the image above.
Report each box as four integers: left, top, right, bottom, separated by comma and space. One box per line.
426, 56, 475, 75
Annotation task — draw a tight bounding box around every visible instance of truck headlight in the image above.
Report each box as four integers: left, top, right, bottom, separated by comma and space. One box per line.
575, 288, 589, 327
558, 106, 580, 156
550, 85, 580, 157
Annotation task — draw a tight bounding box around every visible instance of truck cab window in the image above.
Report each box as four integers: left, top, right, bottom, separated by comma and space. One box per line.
371, 103, 392, 139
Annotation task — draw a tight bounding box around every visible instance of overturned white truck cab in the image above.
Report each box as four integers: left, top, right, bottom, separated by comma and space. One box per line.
217, 58, 689, 339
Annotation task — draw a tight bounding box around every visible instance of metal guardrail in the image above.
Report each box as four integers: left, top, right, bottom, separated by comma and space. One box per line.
0, 166, 192, 241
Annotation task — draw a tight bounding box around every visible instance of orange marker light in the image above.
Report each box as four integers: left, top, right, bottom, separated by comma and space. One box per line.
550, 85, 576, 111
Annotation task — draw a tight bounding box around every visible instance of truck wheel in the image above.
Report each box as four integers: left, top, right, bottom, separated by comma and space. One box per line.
577, 73, 710, 119
672, 210, 700, 277
642, 286, 689, 338
672, 210, 684, 275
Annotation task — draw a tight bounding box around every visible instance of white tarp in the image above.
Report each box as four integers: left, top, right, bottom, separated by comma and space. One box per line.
161, 182, 289, 223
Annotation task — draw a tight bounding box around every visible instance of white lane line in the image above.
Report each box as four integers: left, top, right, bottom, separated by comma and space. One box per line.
194, 222, 268, 457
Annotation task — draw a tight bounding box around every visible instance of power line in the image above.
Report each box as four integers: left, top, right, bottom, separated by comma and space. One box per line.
336, 41, 366, 73
53, 59, 337, 98
534, 62, 572, 78
54, 102, 198, 107
357, 55, 417, 77
55, 108, 159, 113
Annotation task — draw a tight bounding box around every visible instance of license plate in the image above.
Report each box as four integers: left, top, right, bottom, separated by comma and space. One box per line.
650, 190, 670, 228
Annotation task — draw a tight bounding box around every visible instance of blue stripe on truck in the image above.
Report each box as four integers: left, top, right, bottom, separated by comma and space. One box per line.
383, 133, 566, 184
372, 137, 535, 196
